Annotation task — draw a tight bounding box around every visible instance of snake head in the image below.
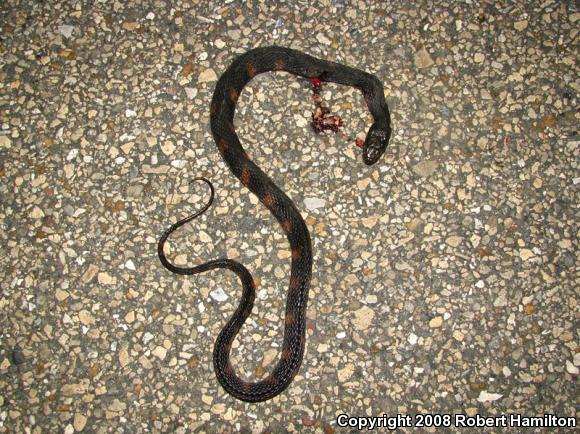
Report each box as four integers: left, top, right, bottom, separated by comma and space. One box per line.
363, 123, 391, 165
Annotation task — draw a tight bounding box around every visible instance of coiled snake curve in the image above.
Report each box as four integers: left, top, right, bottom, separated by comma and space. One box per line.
158, 46, 391, 402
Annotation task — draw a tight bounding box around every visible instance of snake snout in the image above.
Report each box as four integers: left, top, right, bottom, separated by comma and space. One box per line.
363, 123, 391, 165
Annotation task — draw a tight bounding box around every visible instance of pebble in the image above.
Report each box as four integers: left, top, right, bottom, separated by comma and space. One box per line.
119, 347, 129, 367
73, 413, 87, 432
429, 316, 443, 328
55, 289, 70, 301
304, 197, 326, 210
519, 249, 535, 260
30, 206, 44, 219
365, 294, 378, 304
198, 68, 217, 83
211, 403, 226, 414
414, 48, 434, 68
97, 272, 114, 284
78, 310, 93, 325
445, 236, 463, 247
452, 330, 464, 341
477, 391, 503, 403
109, 399, 126, 412
57, 25, 74, 38
152, 346, 167, 360
337, 363, 355, 382
160, 140, 175, 156
565, 360, 578, 375
351, 306, 375, 330
493, 295, 508, 307
412, 160, 439, 177
316, 33, 331, 45
210, 288, 228, 302
61, 382, 88, 396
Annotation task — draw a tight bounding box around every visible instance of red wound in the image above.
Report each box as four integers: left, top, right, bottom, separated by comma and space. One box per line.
310, 77, 322, 87
309, 77, 344, 134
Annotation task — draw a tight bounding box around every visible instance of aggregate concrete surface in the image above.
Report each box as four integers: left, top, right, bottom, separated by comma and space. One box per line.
1, 0, 578, 432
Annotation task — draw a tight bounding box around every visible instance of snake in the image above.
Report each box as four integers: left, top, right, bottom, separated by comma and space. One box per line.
158, 46, 391, 402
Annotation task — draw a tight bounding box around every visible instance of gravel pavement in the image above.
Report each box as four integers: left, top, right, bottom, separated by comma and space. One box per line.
1, 1, 578, 432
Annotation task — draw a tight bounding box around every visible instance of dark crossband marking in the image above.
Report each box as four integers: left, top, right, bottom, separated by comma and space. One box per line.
261, 193, 275, 208
282, 219, 292, 233
229, 87, 239, 102
217, 138, 228, 151
246, 63, 257, 79
240, 167, 251, 186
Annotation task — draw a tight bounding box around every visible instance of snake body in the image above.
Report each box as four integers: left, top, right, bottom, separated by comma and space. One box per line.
158, 46, 391, 402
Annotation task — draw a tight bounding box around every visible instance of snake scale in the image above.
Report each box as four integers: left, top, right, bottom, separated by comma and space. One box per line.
158, 46, 391, 402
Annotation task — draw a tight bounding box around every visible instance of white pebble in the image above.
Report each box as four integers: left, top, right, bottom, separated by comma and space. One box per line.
185, 87, 197, 99
67, 149, 79, 160
171, 160, 186, 168
477, 391, 503, 402
566, 360, 579, 375
494, 295, 507, 307
365, 294, 378, 304
294, 114, 308, 127
304, 197, 326, 211
57, 25, 74, 38
210, 288, 228, 302
316, 33, 331, 45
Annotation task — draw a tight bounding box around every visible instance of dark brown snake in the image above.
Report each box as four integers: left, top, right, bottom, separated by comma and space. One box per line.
158, 46, 391, 402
